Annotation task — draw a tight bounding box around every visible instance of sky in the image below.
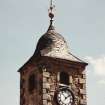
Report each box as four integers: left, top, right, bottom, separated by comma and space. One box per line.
0, 0, 105, 105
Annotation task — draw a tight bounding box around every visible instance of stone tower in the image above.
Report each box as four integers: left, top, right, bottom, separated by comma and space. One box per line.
18, 1, 88, 105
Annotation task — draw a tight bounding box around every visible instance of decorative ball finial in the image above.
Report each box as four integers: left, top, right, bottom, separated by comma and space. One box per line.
49, 12, 54, 20
48, 0, 55, 20
47, 0, 55, 31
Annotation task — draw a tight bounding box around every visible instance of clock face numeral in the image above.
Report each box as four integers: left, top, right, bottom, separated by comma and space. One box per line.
55, 87, 74, 105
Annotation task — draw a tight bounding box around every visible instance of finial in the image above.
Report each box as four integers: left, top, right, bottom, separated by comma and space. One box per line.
48, 0, 55, 20
48, 0, 55, 31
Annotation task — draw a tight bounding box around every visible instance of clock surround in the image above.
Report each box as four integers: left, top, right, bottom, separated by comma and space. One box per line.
54, 86, 75, 105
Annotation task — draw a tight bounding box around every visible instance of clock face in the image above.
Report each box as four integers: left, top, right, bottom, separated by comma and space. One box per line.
55, 88, 74, 105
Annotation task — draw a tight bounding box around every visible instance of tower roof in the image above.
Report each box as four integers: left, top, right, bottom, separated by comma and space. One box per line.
18, 1, 88, 73
33, 0, 86, 63
34, 22, 85, 63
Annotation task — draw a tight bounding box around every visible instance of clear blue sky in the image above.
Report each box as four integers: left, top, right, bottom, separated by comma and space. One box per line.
0, 0, 105, 105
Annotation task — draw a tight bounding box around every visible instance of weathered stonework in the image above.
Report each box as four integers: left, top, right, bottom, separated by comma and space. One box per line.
19, 57, 87, 105
18, 20, 88, 105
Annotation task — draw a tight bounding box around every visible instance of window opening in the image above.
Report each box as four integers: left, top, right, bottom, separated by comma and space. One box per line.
60, 72, 69, 85
28, 74, 37, 93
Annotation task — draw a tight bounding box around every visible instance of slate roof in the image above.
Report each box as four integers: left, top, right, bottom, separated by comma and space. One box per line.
34, 24, 86, 63
18, 22, 88, 72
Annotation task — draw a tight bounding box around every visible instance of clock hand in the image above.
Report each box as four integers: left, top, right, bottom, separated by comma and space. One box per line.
62, 93, 66, 98
65, 94, 71, 100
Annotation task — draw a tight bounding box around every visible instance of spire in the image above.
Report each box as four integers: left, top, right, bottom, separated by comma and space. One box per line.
48, 0, 55, 31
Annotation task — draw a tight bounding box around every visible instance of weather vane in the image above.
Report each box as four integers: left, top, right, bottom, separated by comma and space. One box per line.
48, 0, 55, 20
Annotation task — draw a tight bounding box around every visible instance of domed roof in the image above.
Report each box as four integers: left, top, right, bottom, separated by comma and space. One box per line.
34, 24, 84, 63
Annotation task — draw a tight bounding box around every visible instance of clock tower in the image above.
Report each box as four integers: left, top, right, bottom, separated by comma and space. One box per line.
18, 1, 88, 105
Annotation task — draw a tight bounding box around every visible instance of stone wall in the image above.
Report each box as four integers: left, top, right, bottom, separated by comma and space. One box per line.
19, 58, 87, 105
43, 70, 57, 105
20, 65, 43, 105
41, 61, 87, 105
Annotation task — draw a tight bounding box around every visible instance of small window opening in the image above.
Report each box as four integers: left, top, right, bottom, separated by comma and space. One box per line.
60, 72, 69, 85
28, 74, 37, 93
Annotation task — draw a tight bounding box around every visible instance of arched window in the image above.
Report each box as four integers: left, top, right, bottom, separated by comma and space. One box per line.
60, 72, 69, 85
28, 74, 37, 93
